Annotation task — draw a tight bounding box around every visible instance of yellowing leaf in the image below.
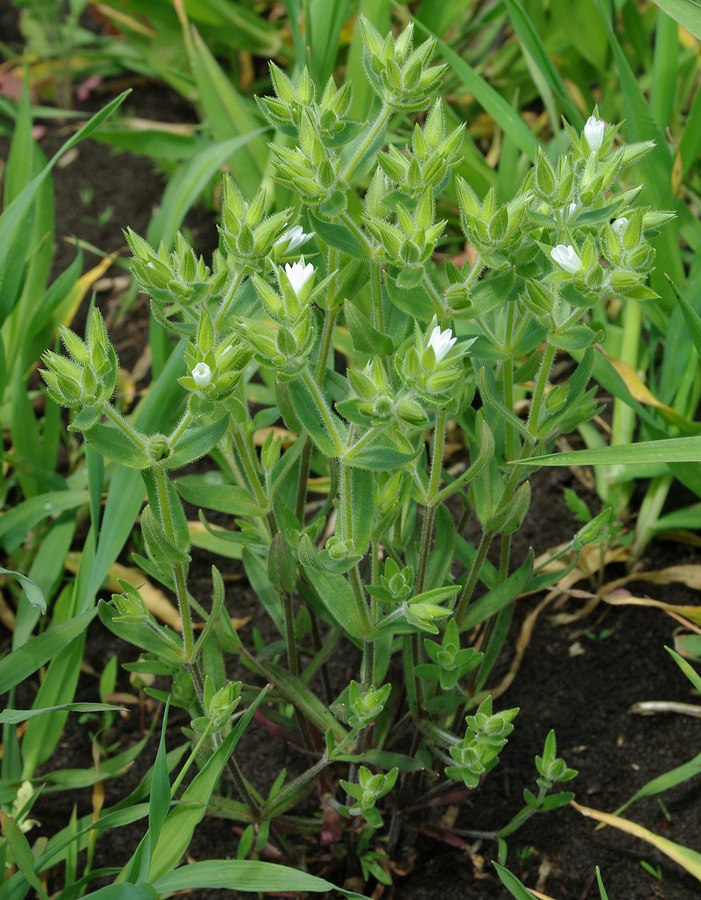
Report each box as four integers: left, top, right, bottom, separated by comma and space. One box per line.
572, 801, 701, 881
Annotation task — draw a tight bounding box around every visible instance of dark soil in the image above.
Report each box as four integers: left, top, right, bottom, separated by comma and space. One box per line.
4, 79, 701, 900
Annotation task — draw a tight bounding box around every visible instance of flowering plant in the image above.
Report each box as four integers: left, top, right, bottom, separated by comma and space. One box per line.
42, 18, 670, 887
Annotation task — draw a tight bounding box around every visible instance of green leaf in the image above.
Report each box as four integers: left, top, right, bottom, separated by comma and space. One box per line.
0, 568, 45, 613
176, 477, 266, 517
153, 859, 370, 897
666, 645, 701, 693
0, 703, 124, 725
522, 436, 701, 467
165, 416, 228, 469
650, 0, 701, 41
83, 886, 158, 900
460, 551, 533, 630
0, 608, 96, 695
287, 376, 347, 456
82, 423, 152, 469
344, 300, 394, 355
613, 747, 701, 820
97, 602, 183, 665
385, 272, 436, 321
503, 0, 582, 127
1, 812, 49, 899
493, 862, 538, 899
0, 92, 129, 325
308, 210, 366, 258
301, 565, 365, 639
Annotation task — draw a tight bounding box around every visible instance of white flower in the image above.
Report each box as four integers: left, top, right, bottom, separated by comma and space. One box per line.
550, 244, 583, 274
583, 115, 605, 153
191, 362, 212, 388
276, 225, 313, 254
568, 202, 578, 217
612, 217, 629, 237
428, 325, 457, 362
284, 259, 315, 296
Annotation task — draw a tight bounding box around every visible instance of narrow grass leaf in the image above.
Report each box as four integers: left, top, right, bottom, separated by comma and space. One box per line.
460, 551, 533, 630
0, 813, 49, 899
650, 0, 701, 40
147, 728, 239, 881
0, 704, 124, 725
612, 749, 701, 818
153, 859, 370, 896
0, 568, 45, 613
147, 131, 267, 247
0, 608, 95, 694
493, 862, 539, 898
666, 646, 701, 693
522, 436, 701, 467
410, 16, 538, 160
503, 0, 582, 127
307, 0, 350, 85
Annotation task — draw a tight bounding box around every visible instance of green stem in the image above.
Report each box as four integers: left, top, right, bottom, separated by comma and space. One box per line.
154, 466, 195, 661
527, 341, 557, 438
169, 409, 193, 447
422, 271, 447, 321
300, 367, 344, 453
455, 530, 494, 625
215, 270, 244, 329
103, 404, 149, 455
341, 102, 391, 182
295, 305, 339, 522
502, 301, 518, 460
172, 719, 215, 795
339, 210, 374, 253
370, 261, 384, 332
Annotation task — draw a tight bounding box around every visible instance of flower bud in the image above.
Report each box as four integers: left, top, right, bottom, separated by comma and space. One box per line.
550, 244, 583, 274
583, 114, 605, 153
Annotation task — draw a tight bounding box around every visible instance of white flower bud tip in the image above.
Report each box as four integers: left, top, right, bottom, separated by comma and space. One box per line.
550, 244, 583, 274
568, 202, 577, 216
276, 225, 313, 254
428, 325, 457, 362
284, 259, 315, 296
191, 362, 212, 388
612, 217, 629, 237
583, 115, 605, 153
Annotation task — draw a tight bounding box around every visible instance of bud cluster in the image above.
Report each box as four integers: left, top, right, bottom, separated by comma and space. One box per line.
339, 765, 398, 829
360, 19, 446, 112
347, 680, 392, 729
234, 260, 330, 377
456, 177, 536, 270
534, 729, 578, 793
446, 697, 519, 788
396, 319, 469, 407
377, 101, 463, 197
127, 230, 226, 332
219, 178, 291, 275
42, 308, 118, 425
364, 189, 447, 286
179, 309, 251, 407
417, 620, 483, 691
339, 358, 430, 431
259, 64, 354, 145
